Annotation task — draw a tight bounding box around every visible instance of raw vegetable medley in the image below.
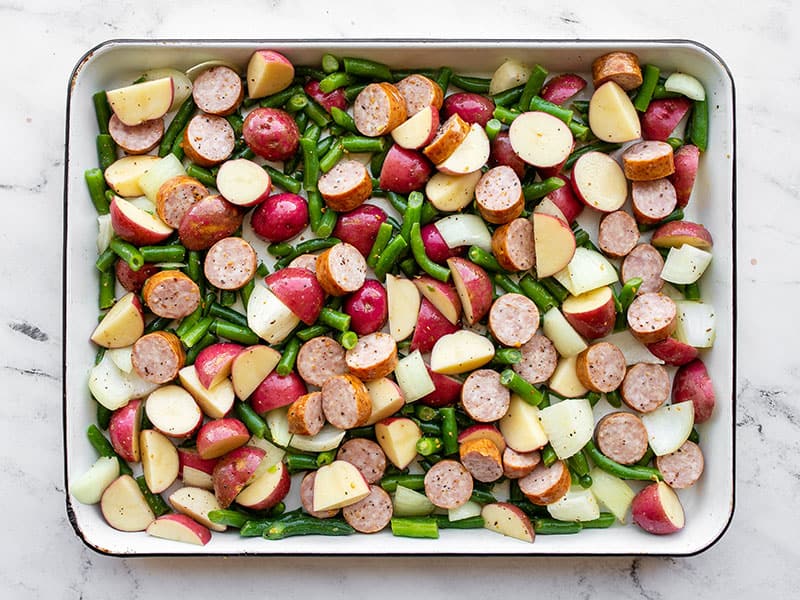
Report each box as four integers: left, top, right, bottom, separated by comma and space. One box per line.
73, 48, 717, 546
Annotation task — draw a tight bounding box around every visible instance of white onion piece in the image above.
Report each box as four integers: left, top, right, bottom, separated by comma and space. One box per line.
97, 214, 113, 253
641, 403, 695, 456
558, 247, 619, 296
674, 301, 716, 348
434, 214, 493, 252
547, 486, 601, 522
393, 485, 435, 517
661, 244, 713, 285
664, 73, 706, 101
537, 398, 594, 460
599, 330, 664, 365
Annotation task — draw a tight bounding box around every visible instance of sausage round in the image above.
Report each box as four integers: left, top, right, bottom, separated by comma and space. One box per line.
512, 334, 558, 384
460, 369, 510, 422
182, 114, 235, 167
296, 336, 347, 387
598, 210, 639, 258
300, 471, 339, 518
423, 113, 470, 165
627, 293, 678, 344
491, 218, 535, 272
459, 438, 503, 483
336, 438, 387, 484
502, 448, 541, 480
288, 253, 318, 273
592, 51, 643, 90
353, 82, 407, 137
622, 244, 665, 295
342, 484, 393, 533
192, 66, 243, 116
575, 342, 627, 393
315, 243, 367, 296
655, 440, 705, 489
475, 166, 524, 224
108, 114, 164, 155
317, 159, 372, 212
622, 141, 675, 181
156, 175, 209, 228
518, 460, 571, 505
131, 331, 185, 384
488, 293, 539, 348
142, 270, 201, 319
632, 179, 678, 225
595, 412, 649, 465
423, 459, 474, 509
621, 363, 671, 413
203, 237, 257, 290
395, 74, 444, 116
287, 391, 325, 436
321, 373, 371, 429
345, 332, 398, 381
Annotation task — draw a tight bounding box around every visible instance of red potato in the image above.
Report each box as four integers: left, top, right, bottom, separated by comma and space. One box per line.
669, 144, 700, 208
410, 298, 460, 354
413, 275, 462, 325
194, 343, 244, 389
196, 418, 250, 460
481, 502, 535, 543
442, 92, 496, 127
106, 78, 174, 127
418, 366, 462, 408
343, 279, 388, 336
115, 260, 159, 294
304, 80, 347, 113
375, 417, 421, 469
265, 267, 325, 325
562, 286, 617, 340
242, 107, 300, 161
140, 429, 180, 493
379, 145, 433, 194
109, 399, 143, 463
109, 196, 173, 246
571, 151, 628, 213
509, 111, 574, 169
532, 213, 576, 278
250, 192, 309, 243
646, 337, 699, 366
90, 292, 145, 348
178, 195, 244, 251
178, 448, 218, 489
457, 424, 507, 453
631, 481, 685, 535
419, 223, 464, 264
545, 175, 583, 224
390, 106, 440, 150
100, 475, 155, 532
332, 204, 388, 257
216, 159, 272, 207
246, 50, 294, 99
489, 131, 527, 179
145, 385, 203, 439
212, 445, 265, 508
650, 220, 714, 250
231, 345, 280, 401
540, 73, 587, 105
146, 513, 212, 546
156, 175, 208, 228
447, 257, 493, 325
673, 358, 716, 423
249, 370, 308, 415
236, 459, 291, 511
641, 98, 693, 142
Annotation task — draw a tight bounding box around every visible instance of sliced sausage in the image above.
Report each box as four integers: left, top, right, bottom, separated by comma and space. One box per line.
336, 438, 387, 484
131, 331, 185, 384
423, 459, 474, 509
156, 175, 209, 228
632, 179, 678, 225
321, 373, 371, 429
353, 82, 407, 137
622, 141, 675, 181
655, 440, 705, 489
395, 74, 444, 116
491, 218, 535, 272
518, 460, 571, 505
461, 369, 510, 422
203, 237, 256, 290
621, 363, 671, 413
108, 114, 164, 154
315, 242, 367, 296
595, 412, 649, 465
288, 253, 318, 273
502, 448, 541, 480
575, 342, 627, 393
192, 66, 244, 116
296, 336, 347, 387
342, 484, 393, 533
622, 244, 665, 295
459, 438, 503, 483
423, 113, 470, 165
317, 159, 372, 212
512, 334, 558, 384
475, 166, 524, 224
591, 51, 643, 90
345, 332, 398, 381
142, 270, 201, 319
182, 114, 235, 167
488, 293, 539, 348
300, 471, 339, 518
627, 292, 677, 344
287, 391, 325, 436
178, 194, 244, 251
598, 210, 639, 258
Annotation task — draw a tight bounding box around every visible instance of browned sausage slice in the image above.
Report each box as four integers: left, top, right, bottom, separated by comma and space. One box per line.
592, 51, 643, 90
423, 113, 470, 165
627, 292, 678, 344
353, 82, 407, 137
595, 412, 649, 465
317, 160, 372, 212
142, 270, 201, 319
288, 253, 318, 273
203, 237, 257, 290
395, 74, 444, 116
131, 331, 185, 384
315, 243, 367, 296
192, 66, 244, 116
342, 485, 394, 533
300, 471, 339, 518
296, 336, 347, 387
156, 175, 209, 228
518, 460, 571, 505
620, 363, 671, 413
321, 373, 371, 429
459, 438, 503, 483
461, 369, 510, 422
622, 244, 665, 295
655, 440, 705, 489
287, 391, 325, 436
182, 114, 235, 167
622, 141, 675, 181
345, 332, 398, 381
575, 342, 627, 393
598, 210, 639, 258
108, 114, 164, 155
475, 166, 524, 224
502, 448, 541, 480
423, 459, 474, 509
512, 334, 558, 384
488, 293, 539, 348
336, 438, 387, 484
491, 218, 535, 272
632, 179, 678, 225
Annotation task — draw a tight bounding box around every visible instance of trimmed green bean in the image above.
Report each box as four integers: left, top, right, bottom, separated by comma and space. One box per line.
259, 84, 304, 108
346, 425, 376, 440
436, 66, 453, 93
286, 453, 318, 473
185, 332, 216, 365
84, 168, 110, 214
341, 135, 386, 153
293, 110, 309, 134
689, 427, 700, 444
439, 407, 459, 456
653, 83, 681, 99
493, 273, 524, 295
208, 508, 250, 529
529, 95, 572, 124
450, 74, 491, 93
587, 391, 602, 408
317, 206, 338, 239
618, 277, 643, 311
211, 319, 259, 345
96, 402, 112, 430
264, 165, 302, 194
605, 390, 623, 408
400, 191, 424, 242
585, 440, 662, 481
175, 307, 202, 338
416, 437, 443, 457
534, 518, 582, 535
492, 83, 525, 107
499, 369, 545, 406
338, 330, 358, 350
542, 444, 558, 468
135, 475, 171, 516
380, 474, 426, 493
234, 401, 268, 438
493, 348, 523, 365
297, 324, 329, 341
299, 137, 319, 192
95, 247, 116, 272
522, 176, 566, 202
139, 245, 186, 263
569, 120, 592, 142
467, 246, 506, 273
493, 105, 520, 125
366, 222, 394, 269
434, 515, 485, 529
93, 90, 112, 134
581, 512, 616, 529
306, 189, 324, 234
633, 64, 661, 112
274, 237, 341, 270
180, 316, 214, 348
519, 275, 558, 313
683, 282, 701, 301
374, 235, 408, 280
321, 53, 339, 74
343, 57, 392, 81
266, 516, 355, 540
284, 94, 308, 113
109, 238, 144, 271
637, 446, 655, 467
319, 71, 356, 93
414, 404, 438, 422
268, 242, 293, 258
411, 224, 451, 282
315, 135, 335, 158
315, 449, 337, 468
319, 141, 345, 173
571, 100, 590, 115
484, 118, 502, 141
518, 64, 549, 112
304, 97, 332, 127
304, 123, 322, 146
98, 270, 115, 310
186, 164, 217, 188
96, 134, 117, 170
417, 422, 441, 437
638, 207, 685, 232
564, 141, 622, 170
344, 83, 368, 103
144, 316, 172, 334
158, 95, 196, 157
87, 424, 132, 476
318, 308, 351, 332
276, 336, 301, 376
391, 517, 439, 539
470, 489, 497, 505
541, 277, 570, 304
207, 302, 248, 328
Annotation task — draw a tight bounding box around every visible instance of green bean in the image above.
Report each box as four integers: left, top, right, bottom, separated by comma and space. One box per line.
261, 165, 301, 194
180, 316, 214, 348
450, 74, 491, 93
211, 319, 259, 345
293, 110, 308, 132
276, 336, 301, 376
484, 118, 502, 141
395, 257, 413, 277
95, 248, 116, 274
390, 68, 439, 82
134, 475, 171, 517
387, 191, 408, 214
470, 488, 497, 505
96, 134, 117, 170
517, 64, 549, 112
304, 123, 322, 146
341, 135, 386, 154
318, 207, 339, 239
319, 141, 344, 173
633, 64, 661, 112
417, 421, 441, 437
493, 105, 520, 125
170, 128, 187, 159
306, 189, 324, 234
683, 281, 701, 301
391, 517, 439, 539
208, 508, 251, 529
104, 189, 116, 204
493, 348, 523, 365
541, 277, 570, 304
366, 222, 394, 269
585, 440, 662, 481
493, 273, 523, 295
155, 93, 195, 155
571, 100, 590, 115
618, 277, 643, 312
534, 518, 582, 535
268, 242, 293, 258
87, 424, 132, 476
637, 446, 655, 467
528, 95, 573, 125
234, 401, 268, 438
318, 308, 351, 332
259, 84, 304, 108
320, 53, 339, 74
344, 83, 368, 103
175, 307, 202, 339
436, 66, 453, 93
564, 141, 622, 171
346, 425, 376, 441
411, 222, 450, 282
323, 107, 354, 136
587, 391, 602, 408
653, 83, 681, 99
184, 332, 216, 365
414, 405, 438, 422
573, 227, 590, 248
400, 191, 424, 242
230, 142, 254, 161
467, 246, 506, 273
519, 275, 558, 313
580, 512, 616, 529
568, 450, 590, 477
542, 444, 558, 468
84, 168, 110, 214
492, 83, 525, 107
438, 406, 459, 456
224, 113, 244, 138
202, 291, 216, 317
109, 238, 144, 271
144, 316, 172, 335
315, 135, 335, 159
185, 164, 217, 188
434, 515, 485, 529
380, 474, 426, 493
521, 176, 566, 203
416, 437, 443, 457
637, 207, 685, 232
689, 427, 700, 444
139, 245, 186, 263
343, 57, 392, 81
569, 120, 592, 142
296, 324, 329, 342
604, 389, 622, 408
374, 235, 408, 280
286, 453, 318, 473
315, 449, 337, 468
207, 302, 248, 328
304, 97, 332, 127
499, 369, 545, 406
299, 137, 319, 192
266, 516, 355, 540
96, 402, 112, 430
284, 94, 308, 113
319, 71, 356, 93
93, 90, 112, 134
98, 270, 115, 310
274, 237, 341, 270
338, 330, 358, 350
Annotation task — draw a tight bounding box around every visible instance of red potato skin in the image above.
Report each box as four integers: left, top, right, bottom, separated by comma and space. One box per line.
562, 296, 616, 340
250, 193, 309, 243
332, 205, 388, 257
178, 447, 219, 478
109, 197, 173, 247
115, 260, 159, 293
196, 418, 251, 460
650, 220, 713, 250
669, 144, 700, 208
212, 445, 266, 508
540, 73, 587, 105
442, 92, 496, 127
646, 337, 699, 367
409, 298, 460, 354
243, 107, 300, 161
641, 98, 693, 142
447, 257, 493, 325
490, 131, 527, 179
672, 358, 715, 423
238, 462, 291, 511
418, 366, 462, 408
249, 370, 308, 415
304, 80, 347, 113
546, 175, 583, 223
379, 145, 433, 194
265, 267, 325, 325
194, 343, 245, 389
343, 279, 388, 336
631, 482, 684, 535
420, 223, 465, 264
109, 399, 143, 463
536, 149, 572, 179
178, 195, 244, 251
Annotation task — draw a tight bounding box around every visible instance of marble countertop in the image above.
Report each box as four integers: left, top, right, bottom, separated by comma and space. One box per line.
2, 0, 798, 597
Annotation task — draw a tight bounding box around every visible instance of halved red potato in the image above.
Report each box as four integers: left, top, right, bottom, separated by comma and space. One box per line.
650, 221, 713, 250
169, 486, 226, 532
266, 267, 325, 326
391, 106, 440, 149
304, 80, 347, 113
419, 223, 465, 263
588, 81, 641, 143
562, 286, 616, 340
447, 257, 492, 325
250, 192, 309, 244
410, 298, 460, 354
343, 279, 389, 336
540, 73, 587, 105
375, 417, 422, 470
365, 377, 406, 425
672, 358, 715, 424
418, 366, 463, 408
236, 459, 290, 511
179, 365, 235, 419
489, 131, 527, 179
212, 445, 265, 508
332, 204, 388, 257
140, 429, 179, 493
100, 475, 155, 532
178, 448, 218, 490
250, 370, 307, 414
386, 274, 421, 342
532, 213, 577, 278
109, 195, 172, 245
146, 513, 211, 546
230, 345, 280, 401
646, 337, 699, 367
246, 50, 295, 99
641, 98, 692, 142
247, 283, 300, 345
178, 194, 244, 251
145, 385, 202, 439
544, 175, 583, 224
442, 92, 495, 127
413, 275, 462, 325
107, 78, 174, 126
90, 292, 145, 349
194, 343, 244, 390
196, 418, 250, 460
481, 502, 535, 543
631, 481, 685, 535
509, 111, 574, 169
242, 107, 300, 162
216, 159, 272, 207
379, 145, 433, 193
430, 330, 495, 374
437, 123, 491, 175
571, 151, 628, 212
669, 144, 700, 208
109, 399, 143, 463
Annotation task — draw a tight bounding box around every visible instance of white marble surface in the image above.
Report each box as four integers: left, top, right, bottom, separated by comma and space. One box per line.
1, 0, 798, 597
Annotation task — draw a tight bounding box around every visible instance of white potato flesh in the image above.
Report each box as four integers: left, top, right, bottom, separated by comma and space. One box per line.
71, 457, 120, 505
437, 124, 490, 175
533, 197, 568, 224
90, 291, 145, 349
386, 274, 420, 342
138, 154, 186, 202
146, 516, 207, 546
430, 330, 495, 374
100, 475, 155, 532
509, 111, 574, 168
664, 73, 705, 101
588, 81, 642, 143
654, 481, 686, 528
140, 429, 179, 494
231, 345, 280, 401
557, 247, 620, 296
589, 468, 635, 523
375, 418, 421, 470
141, 68, 193, 111
674, 301, 716, 348
216, 159, 272, 206
425, 170, 482, 212
178, 366, 235, 419
572, 151, 628, 212
532, 213, 576, 279
365, 378, 406, 425
499, 394, 548, 453
247, 283, 300, 345
541, 307, 588, 358
661, 245, 713, 285
106, 78, 174, 126
537, 398, 594, 459
481, 503, 534, 542
598, 330, 664, 365
246, 52, 294, 99
391, 106, 437, 149
313, 461, 371, 512
547, 486, 601, 522
548, 356, 589, 398
169, 487, 226, 532
641, 402, 695, 456
489, 59, 530, 95
394, 350, 436, 403
435, 213, 493, 252
392, 485, 435, 517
